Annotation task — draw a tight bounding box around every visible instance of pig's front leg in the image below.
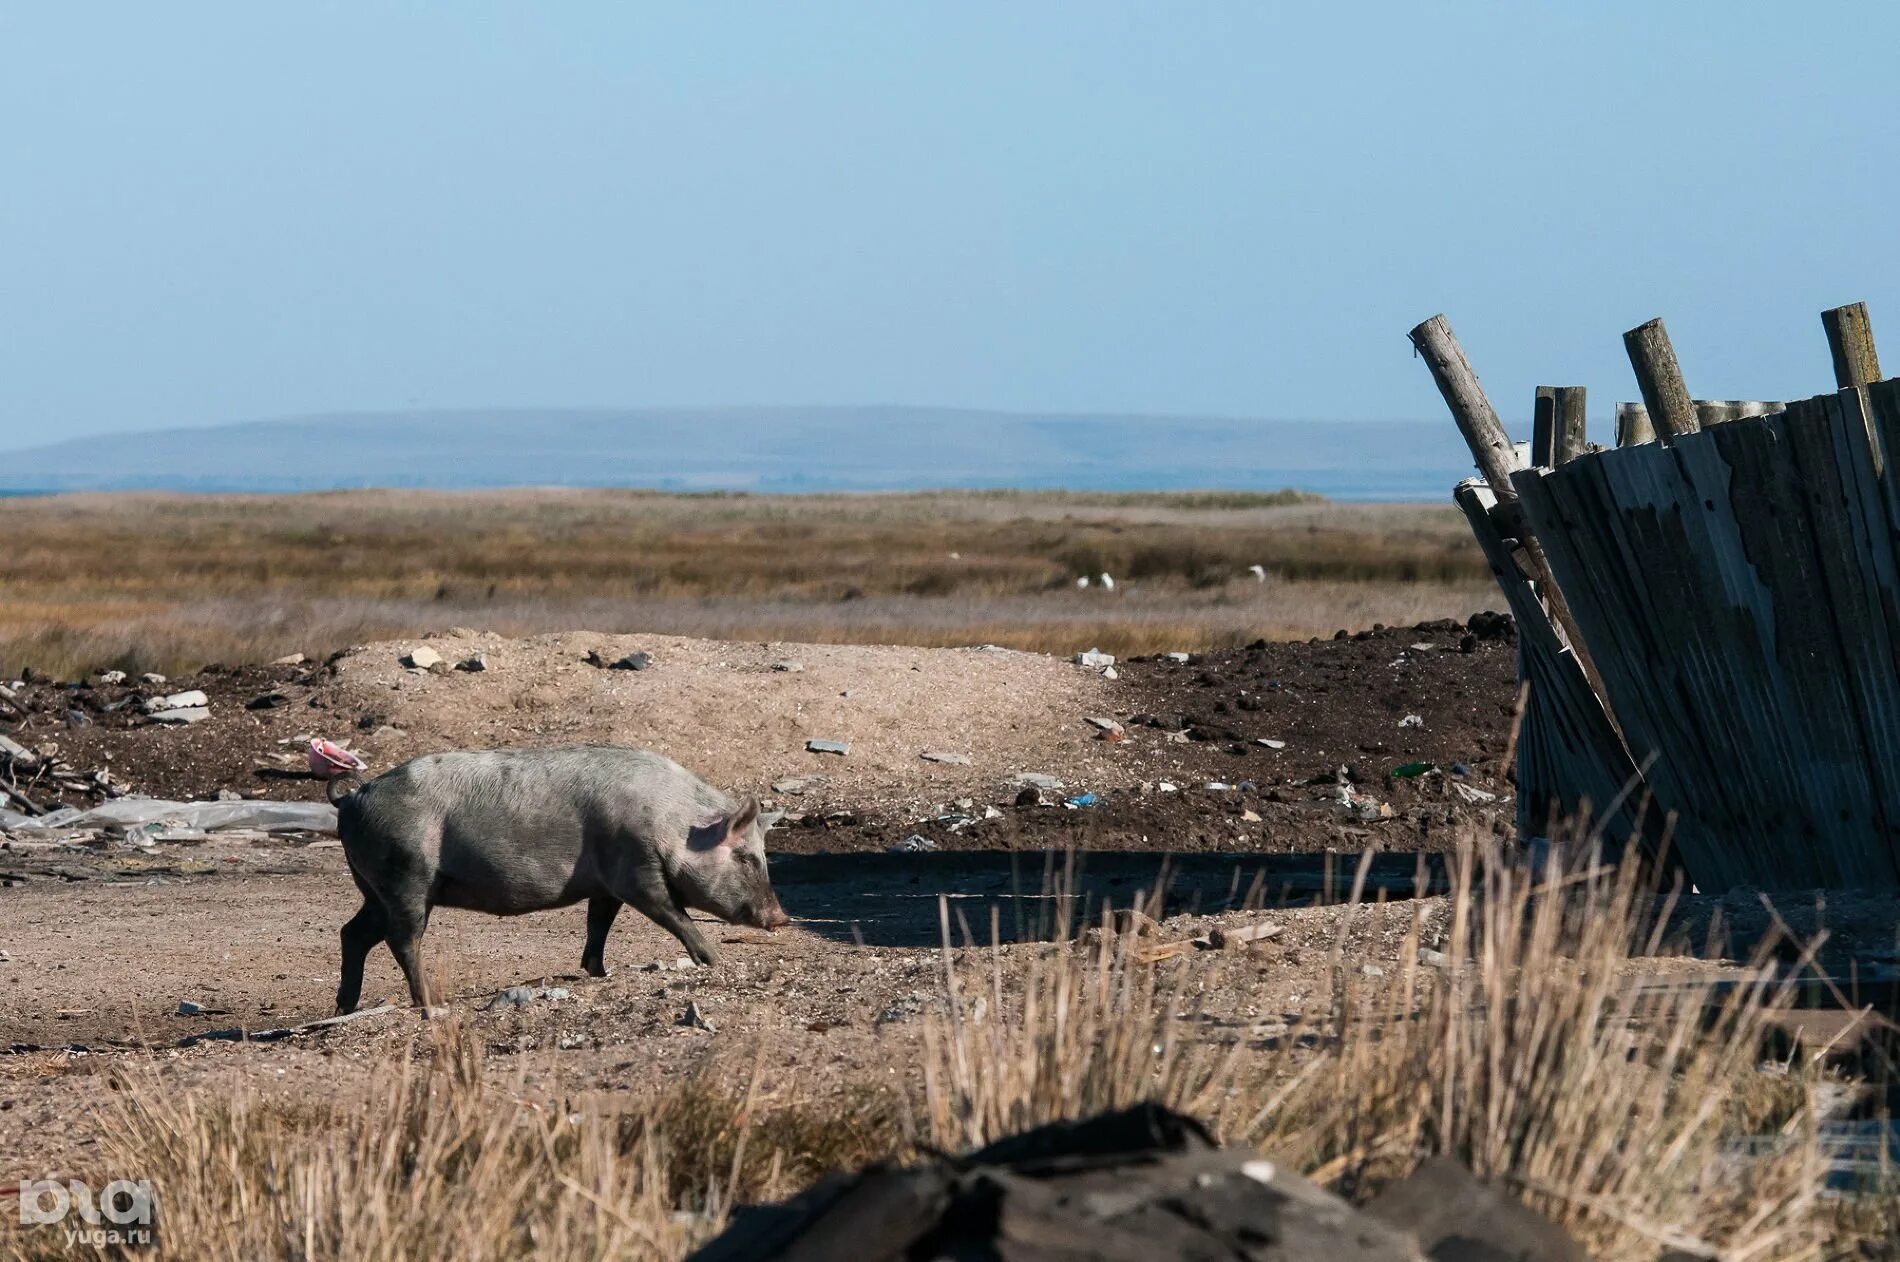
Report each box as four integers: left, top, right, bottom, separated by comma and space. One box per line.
622, 875, 720, 966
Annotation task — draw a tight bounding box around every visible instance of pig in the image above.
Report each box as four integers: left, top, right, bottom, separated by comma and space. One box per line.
327, 744, 789, 1012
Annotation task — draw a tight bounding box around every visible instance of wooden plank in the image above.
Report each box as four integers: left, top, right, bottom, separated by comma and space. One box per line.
1623, 318, 1700, 444
1823, 303, 1882, 389
1461, 479, 1665, 864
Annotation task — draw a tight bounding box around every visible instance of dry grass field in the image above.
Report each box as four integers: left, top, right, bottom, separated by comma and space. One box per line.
0, 489, 1498, 678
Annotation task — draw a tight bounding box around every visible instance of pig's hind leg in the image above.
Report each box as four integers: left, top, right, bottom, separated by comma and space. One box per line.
581, 896, 621, 976
335, 898, 388, 1014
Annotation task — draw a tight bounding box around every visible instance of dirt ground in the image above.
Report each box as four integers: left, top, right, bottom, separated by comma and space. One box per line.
1, 616, 1529, 1180
3, 615, 1521, 855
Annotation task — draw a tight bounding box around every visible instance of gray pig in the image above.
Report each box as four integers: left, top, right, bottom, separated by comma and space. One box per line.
327, 744, 789, 1012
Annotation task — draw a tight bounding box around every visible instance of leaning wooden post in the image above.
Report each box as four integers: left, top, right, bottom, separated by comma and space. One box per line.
1623, 318, 1699, 444
1409, 315, 1602, 693
1552, 386, 1587, 463
1410, 314, 1521, 493
1822, 302, 1882, 388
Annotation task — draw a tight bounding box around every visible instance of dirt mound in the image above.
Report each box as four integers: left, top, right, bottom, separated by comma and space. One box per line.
325, 631, 1123, 813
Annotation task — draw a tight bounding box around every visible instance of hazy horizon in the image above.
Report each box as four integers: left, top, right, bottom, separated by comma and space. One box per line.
5, 4, 1898, 455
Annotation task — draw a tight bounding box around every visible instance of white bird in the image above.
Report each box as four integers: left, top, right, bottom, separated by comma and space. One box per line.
1076, 575, 1091, 588
1248, 564, 1267, 581
1099, 572, 1115, 591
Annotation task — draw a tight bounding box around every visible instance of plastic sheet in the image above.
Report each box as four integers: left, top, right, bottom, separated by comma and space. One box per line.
5, 798, 337, 833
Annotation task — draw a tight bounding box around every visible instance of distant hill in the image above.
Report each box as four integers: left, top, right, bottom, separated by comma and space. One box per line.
0, 406, 1474, 500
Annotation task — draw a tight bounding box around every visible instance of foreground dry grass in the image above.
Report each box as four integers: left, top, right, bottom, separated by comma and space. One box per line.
5, 841, 1887, 1261
0, 489, 1495, 677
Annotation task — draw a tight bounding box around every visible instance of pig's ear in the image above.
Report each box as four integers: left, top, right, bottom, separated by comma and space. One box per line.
717, 795, 762, 847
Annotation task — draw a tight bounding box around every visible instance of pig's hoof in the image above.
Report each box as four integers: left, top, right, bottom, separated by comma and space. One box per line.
582, 961, 608, 978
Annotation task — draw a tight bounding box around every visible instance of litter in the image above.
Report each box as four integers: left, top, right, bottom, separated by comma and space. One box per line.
1064, 792, 1098, 808
308, 738, 367, 777
1390, 761, 1437, 778
5, 798, 338, 834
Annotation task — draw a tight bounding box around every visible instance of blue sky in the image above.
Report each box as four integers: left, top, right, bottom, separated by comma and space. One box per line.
2, 3, 1895, 450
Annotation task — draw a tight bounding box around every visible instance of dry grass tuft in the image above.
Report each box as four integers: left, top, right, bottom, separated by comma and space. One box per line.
920, 840, 1848, 1260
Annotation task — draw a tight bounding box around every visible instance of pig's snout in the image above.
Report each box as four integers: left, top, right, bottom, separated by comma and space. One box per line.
759, 904, 791, 931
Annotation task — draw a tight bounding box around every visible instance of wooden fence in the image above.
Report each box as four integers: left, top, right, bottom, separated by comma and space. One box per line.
1413, 304, 1900, 891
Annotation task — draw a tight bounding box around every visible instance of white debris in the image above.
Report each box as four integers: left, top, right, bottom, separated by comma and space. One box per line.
271, 652, 307, 666
1076, 648, 1115, 668
405, 646, 443, 670
1076, 575, 1091, 588
1012, 772, 1065, 791
98, 670, 127, 685
1451, 781, 1499, 804
1248, 565, 1267, 581
1099, 572, 1115, 591
1085, 716, 1123, 734
1165, 652, 1191, 664
149, 707, 210, 725
1255, 738, 1287, 750
1398, 714, 1424, 728
806, 739, 850, 756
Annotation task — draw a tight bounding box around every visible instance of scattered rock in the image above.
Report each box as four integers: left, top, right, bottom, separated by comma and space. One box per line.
1164, 651, 1191, 664
98, 670, 127, 685
140, 673, 167, 685
771, 660, 804, 673
455, 654, 487, 672
1011, 772, 1064, 791
772, 777, 821, 794
176, 1000, 206, 1016
610, 652, 653, 671
151, 689, 208, 710
1013, 786, 1044, 808
0, 735, 37, 765
919, 750, 971, 766
1398, 713, 1423, 728
1209, 920, 1283, 950
875, 995, 924, 1025
1085, 716, 1123, 734
1408, 642, 1437, 652
1075, 648, 1115, 668
271, 653, 306, 666
1255, 738, 1287, 750
679, 1000, 716, 1032
216, 789, 243, 802
806, 739, 850, 756
246, 692, 289, 711
1367, 1156, 1587, 1261
1102, 665, 1119, 680
889, 834, 937, 853
404, 647, 443, 670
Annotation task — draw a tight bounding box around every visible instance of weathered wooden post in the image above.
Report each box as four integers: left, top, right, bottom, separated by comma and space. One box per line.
1552, 386, 1586, 463
1410, 314, 1602, 695
1623, 318, 1700, 444
1532, 387, 1588, 466
1616, 402, 1655, 447
1822, 302, 1882, 388
1409, 314, 1521, 494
